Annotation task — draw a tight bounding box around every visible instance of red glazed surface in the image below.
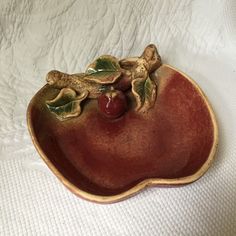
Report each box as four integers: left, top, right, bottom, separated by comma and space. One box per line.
28, 65, 216, 198
98, 90, 127, 118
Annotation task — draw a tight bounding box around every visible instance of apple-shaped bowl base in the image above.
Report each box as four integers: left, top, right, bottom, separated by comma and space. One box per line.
27, 64, 218, 203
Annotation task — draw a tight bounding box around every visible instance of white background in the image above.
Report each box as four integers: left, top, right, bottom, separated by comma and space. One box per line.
0, 0, 236, 235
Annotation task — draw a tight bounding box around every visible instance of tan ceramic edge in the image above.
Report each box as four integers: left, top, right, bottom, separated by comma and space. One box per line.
27, 64, 219, 203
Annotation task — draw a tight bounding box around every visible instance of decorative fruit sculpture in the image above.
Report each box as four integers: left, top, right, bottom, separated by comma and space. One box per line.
98, 89, 127, 119
45, 44, 161, 120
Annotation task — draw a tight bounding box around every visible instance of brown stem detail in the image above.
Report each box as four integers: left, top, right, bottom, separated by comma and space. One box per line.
46, 71, 102, 99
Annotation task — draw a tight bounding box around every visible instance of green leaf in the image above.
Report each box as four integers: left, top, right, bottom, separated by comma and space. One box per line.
131, 77, 157, 112
85, 55, 121, 84
46, 88, 88, 120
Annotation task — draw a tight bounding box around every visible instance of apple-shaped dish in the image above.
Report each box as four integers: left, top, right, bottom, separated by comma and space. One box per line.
27, 45, 218, 203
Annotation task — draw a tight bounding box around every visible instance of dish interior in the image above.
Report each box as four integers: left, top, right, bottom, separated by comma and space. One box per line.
28, 65, 215, 196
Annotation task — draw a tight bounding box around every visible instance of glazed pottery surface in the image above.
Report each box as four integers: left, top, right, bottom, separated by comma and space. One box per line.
27, 64, 218, 203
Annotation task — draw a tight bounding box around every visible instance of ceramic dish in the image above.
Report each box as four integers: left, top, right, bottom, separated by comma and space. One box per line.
27, 45, 218, 203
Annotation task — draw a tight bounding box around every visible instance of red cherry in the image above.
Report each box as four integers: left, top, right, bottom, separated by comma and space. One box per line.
98, 90, 127, 119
